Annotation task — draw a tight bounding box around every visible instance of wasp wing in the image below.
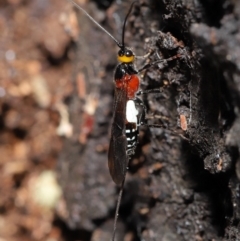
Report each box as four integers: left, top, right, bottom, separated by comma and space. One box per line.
108, 88, 128, 185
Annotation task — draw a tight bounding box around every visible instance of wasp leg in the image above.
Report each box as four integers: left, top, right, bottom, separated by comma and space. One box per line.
137, 87, 165, 95
137, 54, 180, 73
135, 50, 153, 59
134, 97, 147, 126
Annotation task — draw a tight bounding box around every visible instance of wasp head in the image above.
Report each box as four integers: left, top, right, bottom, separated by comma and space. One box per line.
117, 48, 135, 63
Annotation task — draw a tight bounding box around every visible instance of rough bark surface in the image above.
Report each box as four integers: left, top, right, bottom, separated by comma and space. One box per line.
57, 0, 240, 240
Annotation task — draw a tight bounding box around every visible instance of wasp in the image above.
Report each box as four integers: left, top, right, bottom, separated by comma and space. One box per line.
69, 1, 179, 240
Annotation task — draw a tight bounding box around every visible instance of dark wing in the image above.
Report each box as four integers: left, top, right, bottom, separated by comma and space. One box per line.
108, 88, 128, 185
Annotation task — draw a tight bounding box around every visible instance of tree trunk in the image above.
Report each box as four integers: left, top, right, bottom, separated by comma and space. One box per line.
58, 0, 240, 240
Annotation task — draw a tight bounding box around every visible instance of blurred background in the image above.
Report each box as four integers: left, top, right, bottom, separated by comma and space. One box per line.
0, 0, 101, 240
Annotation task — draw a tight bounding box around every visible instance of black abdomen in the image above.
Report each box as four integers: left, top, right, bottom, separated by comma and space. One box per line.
125, 122, 138, 156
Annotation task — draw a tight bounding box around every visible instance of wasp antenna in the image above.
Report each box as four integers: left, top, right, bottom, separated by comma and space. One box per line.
68, 0, 122, 48
121, 1, 137, 48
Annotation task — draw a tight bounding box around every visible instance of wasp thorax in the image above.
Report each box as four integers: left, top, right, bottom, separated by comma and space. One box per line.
117, 48, 134, 63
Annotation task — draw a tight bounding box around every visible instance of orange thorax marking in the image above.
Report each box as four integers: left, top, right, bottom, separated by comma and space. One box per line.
115, 74, 140, 99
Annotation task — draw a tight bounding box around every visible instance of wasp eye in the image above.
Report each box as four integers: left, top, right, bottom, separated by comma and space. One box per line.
118, 49, 124, 56
125, 50, 133, 57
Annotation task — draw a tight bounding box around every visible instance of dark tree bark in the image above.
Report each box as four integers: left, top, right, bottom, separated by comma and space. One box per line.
58, 0, 240, 240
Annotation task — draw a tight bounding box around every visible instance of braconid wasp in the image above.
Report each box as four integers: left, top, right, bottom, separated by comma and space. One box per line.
68, 1, 180, 240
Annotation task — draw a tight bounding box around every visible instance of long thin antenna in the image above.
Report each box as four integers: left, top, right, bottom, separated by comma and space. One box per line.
121, 1, 137, 48
68, 0, 122, 48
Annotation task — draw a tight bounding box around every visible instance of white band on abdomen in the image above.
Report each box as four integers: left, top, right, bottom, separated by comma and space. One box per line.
126, 100, 138, 124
